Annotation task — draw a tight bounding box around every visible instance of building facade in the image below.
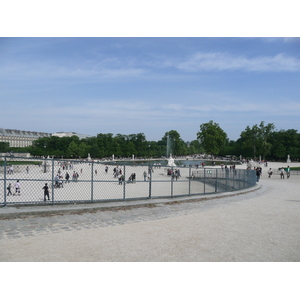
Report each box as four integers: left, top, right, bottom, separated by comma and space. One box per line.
0, 128, 52, 147
52, 132, 92, 139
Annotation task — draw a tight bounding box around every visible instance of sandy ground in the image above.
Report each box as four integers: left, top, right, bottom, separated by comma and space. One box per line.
0, 161, 299, 262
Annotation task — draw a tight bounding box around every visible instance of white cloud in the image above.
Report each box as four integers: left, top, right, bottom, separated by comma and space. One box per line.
173, 52, 300, 72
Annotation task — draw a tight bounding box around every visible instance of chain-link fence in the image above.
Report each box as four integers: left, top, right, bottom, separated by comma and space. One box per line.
0, 156, 257, 206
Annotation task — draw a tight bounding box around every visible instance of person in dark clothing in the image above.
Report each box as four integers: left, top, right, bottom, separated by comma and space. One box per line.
7, 183, 12, 196
256, 167, 262, 182
43, 183, 50, 201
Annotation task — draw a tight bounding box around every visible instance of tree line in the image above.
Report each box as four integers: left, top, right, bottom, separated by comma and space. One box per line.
1, 121, 299, 161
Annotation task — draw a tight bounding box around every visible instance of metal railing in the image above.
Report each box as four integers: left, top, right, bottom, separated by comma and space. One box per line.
0, 156, 257, 206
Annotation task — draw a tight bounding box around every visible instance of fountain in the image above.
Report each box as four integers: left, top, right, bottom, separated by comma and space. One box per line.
166, 134, 171, 158
247, 159, 259, 169
167, 153, 176, 167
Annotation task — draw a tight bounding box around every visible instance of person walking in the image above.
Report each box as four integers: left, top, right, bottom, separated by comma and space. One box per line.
7, 183, 12, 196
14, 180, 20, 196
43, 183, 50, 201
267, 168, 273, 178
280, 167, 285, 179
65, 172, 70, 183
256, 167, 261, 182
118, 173, 122, 185
286, 166, 290, 179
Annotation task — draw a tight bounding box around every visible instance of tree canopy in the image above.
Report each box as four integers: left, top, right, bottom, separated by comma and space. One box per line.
197, 120, 227, 155
6, 120, 300, 161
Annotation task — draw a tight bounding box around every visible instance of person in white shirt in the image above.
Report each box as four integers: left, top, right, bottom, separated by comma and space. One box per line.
14, 180, 20, 195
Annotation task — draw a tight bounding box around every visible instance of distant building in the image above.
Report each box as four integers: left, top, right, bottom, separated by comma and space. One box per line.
52, 132, 92, 139
0, 128, 52, 147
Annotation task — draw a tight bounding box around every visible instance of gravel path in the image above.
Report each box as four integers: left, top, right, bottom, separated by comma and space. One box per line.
0, 162, 299, 261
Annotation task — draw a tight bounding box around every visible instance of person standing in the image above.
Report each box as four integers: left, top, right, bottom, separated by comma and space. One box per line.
7, 183, 12, 196
286, 166, 290, 179
280, 167, 285, 179
256, 167, 261, 182
43, 183, 50, 201
14, 180, 20, 195
267, 168, 273, 178
118, 173, 122, 185
65, 172, 70, 183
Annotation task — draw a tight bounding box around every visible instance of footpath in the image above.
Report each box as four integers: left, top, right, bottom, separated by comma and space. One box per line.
0, 183, 261, 219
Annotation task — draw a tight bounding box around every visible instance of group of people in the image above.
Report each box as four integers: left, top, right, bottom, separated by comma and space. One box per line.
167, 169, 181, 180
260, 166, 291, 180
6, 180, 20, 196
6, 166, 14, 174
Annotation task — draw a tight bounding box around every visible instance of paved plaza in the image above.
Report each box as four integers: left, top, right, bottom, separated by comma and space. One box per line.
0, 161, 299, 261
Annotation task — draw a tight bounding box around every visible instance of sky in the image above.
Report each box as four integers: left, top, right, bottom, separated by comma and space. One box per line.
1, 37, 300, 142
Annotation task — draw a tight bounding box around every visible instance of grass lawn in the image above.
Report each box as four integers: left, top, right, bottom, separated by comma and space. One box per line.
1, 161, 42, 166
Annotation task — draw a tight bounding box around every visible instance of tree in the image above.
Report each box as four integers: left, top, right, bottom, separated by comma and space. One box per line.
240, 124, 260, 159
240, 121, 275, 159
67, 141, 79, 158
257, 121, 275, 159
197, 121, 227, 155
160, 130, 187, 156
0, 142, 9, 152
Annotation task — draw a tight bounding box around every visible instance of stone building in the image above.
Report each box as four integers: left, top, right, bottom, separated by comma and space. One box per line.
0, 128, 52, 147
52, 132, 92, 139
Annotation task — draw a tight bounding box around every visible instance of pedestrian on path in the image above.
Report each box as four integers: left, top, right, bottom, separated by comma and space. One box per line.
280, 167, 285, 179
65, 172, 70, 183
43, 183, 50, 201
14, 180, 20, 196
7, 183, 12, 196
286, 166, 290, 179
267, 168, 273, 178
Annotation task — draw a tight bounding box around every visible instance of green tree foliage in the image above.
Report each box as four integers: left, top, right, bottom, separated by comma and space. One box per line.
7, 123, 300, 160
188, 140, 204, 155
239, 121, 275, 159
269, 129, 300, 160
197, 121, 227, 155
159, 130, 188, 156
0, 142, 10, 152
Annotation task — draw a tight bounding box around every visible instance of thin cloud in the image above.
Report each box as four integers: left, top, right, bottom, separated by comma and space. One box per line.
174, 52, 300, 72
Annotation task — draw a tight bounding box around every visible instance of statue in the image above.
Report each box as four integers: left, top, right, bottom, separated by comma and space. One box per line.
287, 155, 291, 163
167, 154, 176, 167
247, 159, 259, 169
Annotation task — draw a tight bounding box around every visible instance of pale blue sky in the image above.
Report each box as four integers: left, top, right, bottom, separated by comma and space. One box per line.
1, 37, 300, 142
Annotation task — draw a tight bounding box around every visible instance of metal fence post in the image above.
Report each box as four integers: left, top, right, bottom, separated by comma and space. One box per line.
51, 158, 54, 204
3, 156, 7, 206
123, 165, 126, 200
170, 166, 174, 198
91, 161, 94, 202
148, 164, 152, 199
188, 166, 191, 195
204, 168, 206, 194
215, 168, 218, 192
